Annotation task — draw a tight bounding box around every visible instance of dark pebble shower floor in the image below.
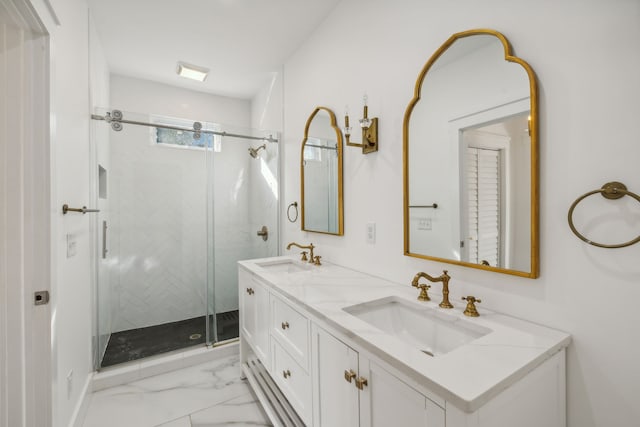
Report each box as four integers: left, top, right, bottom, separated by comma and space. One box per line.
100, 310, 239, 368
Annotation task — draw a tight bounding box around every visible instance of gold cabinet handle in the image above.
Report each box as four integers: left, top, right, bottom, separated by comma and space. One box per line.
355, 376, 368, 390
246, 287, 254, 295
344, 369, 357, 383
282, 369, 291, 379
281, 321, 290, 330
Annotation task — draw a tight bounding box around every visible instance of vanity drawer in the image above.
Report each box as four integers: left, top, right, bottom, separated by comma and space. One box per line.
272, 340, 312, 425
271, 294, 310, 370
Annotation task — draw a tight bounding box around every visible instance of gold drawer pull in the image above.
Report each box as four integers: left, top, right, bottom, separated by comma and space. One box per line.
281, 321, 290, 330
246, 288, 254, 295
344, 369, 356, 383
283, 369, 291, 379
355, 376, 368, 390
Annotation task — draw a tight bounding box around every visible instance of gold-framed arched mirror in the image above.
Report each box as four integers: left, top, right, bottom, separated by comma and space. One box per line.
403, 29, 539, 278
301, 106, 344, 235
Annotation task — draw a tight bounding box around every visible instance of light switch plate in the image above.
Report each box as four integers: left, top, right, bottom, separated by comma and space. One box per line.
366, 222, 376, 244
418, 218, 432, 230
66, 233, 77, 258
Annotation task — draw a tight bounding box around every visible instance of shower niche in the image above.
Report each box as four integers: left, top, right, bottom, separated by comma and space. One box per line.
93, 108, 280, 368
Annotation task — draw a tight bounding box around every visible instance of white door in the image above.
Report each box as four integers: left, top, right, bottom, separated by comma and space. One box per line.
359, 358, 445, 427
239, 269, 257, 342
253, 279, 270, 364
461, 130, 509, 267
0, 1, 52, 426
314, 327, 360, 427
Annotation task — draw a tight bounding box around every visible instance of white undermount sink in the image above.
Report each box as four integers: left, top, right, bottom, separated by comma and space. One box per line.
255, 259, 310, 273
343, 296, 491, 357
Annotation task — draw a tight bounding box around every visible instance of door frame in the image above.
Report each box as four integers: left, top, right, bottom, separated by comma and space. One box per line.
449, 98, 529, 265
0, 0, 56, 426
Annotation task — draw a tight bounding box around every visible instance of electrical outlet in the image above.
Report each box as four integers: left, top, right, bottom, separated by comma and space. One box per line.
418, 218, 432, 230
366, 222, 376, 244
66, 233, 77, 258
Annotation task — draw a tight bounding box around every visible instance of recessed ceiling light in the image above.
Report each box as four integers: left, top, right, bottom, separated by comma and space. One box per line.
176, 61, 209, 82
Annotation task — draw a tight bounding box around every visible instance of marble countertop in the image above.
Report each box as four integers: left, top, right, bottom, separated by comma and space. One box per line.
238, 256, 571, 413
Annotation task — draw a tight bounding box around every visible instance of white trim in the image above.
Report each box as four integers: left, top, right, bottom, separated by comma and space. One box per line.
92, 342, 239, 391
0, 1, 52, 427
68, 375, 92, 427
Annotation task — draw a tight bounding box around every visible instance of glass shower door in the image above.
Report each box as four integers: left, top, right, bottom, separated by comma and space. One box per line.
206, 126, 279, 344
93, 108, 280, 368
96, 109, 210, 368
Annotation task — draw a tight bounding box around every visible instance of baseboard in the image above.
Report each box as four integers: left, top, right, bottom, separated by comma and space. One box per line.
68, 374, 92, 427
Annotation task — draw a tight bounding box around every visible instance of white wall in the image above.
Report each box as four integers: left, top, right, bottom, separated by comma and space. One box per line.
282, 1, 640, 426
44, 0, 110, 425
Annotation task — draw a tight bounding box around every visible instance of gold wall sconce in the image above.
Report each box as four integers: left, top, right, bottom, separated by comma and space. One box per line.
344, 95, 379, 154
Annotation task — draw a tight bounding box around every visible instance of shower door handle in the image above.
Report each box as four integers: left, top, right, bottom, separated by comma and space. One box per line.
102, 220, 108, 259
257, 226, 268, 241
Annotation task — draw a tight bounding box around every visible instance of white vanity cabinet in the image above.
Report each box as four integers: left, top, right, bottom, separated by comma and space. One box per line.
238, 258, 569, 427
239, 269, 270, 366
270, 293, 313, 425
313, 326, 445, 427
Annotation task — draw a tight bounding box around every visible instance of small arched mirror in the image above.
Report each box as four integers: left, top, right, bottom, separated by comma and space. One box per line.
403, 29, 539, 278
301, 107, 344, 235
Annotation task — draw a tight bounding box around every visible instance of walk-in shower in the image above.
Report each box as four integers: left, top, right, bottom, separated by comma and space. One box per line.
91, 108, 279, 368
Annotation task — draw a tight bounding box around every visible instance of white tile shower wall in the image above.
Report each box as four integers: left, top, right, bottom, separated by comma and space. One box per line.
109, 124, 208, 331
211, 136, 250, 315
251, 72, 283, 258
110, 76, 253, 331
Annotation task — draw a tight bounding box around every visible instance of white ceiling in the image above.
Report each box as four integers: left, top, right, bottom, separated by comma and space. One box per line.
87, 0, 341, 99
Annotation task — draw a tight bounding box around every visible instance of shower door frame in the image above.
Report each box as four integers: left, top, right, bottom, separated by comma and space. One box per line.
92, 111, 280, 369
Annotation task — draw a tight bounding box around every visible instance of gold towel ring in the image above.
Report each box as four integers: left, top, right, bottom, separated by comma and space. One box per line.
568, 181, 640, 248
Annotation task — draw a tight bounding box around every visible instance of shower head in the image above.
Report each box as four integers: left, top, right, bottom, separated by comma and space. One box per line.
248, 144, 267, 159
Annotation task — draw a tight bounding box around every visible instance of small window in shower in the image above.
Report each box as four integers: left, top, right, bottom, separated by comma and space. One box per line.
155, 127, 215, 148
98, 164, 107, 199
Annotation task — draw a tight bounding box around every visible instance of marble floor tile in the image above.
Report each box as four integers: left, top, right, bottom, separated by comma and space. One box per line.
190, 392, 272, 427
156, 416, 192, 427
83, 355, 250, 427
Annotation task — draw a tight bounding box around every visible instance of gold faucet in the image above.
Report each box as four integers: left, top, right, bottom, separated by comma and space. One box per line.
411, 270, 453, 308
286, 242, 315, 263
410, 275, 431, 301
462, 296, 481, 317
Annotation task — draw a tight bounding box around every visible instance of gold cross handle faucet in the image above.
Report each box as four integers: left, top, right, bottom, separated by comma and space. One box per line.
462, 296, 482, 317
286, 242, 315, 263
411, 270, 453, 308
